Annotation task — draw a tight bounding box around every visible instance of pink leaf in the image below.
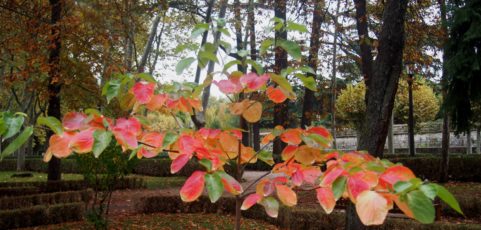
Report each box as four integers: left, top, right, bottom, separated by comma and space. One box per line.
240, 72, 269, 91
241, 193, 261, 210
316, 187, 336, 214
70, 129, 94, 153
180, 171, 206, 202
62, 112, 87, 131
213, 79, 243, 94
171, 154, 191, 173
347, 173, 370, 203
355, 191, 389, 225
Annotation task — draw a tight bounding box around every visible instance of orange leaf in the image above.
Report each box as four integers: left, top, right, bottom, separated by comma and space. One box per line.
355, 191, 389, 225
379, 165, 415, 188
280, 128, 302, 145
316, 187, 336, 214
46, 132, 75, 158
275, 184, 297, 207
219, 172, 243, 195
347, 173, 370, 203
70, 129, 94, 153
242, 101, 262, 123
266, 86, 287, 103
281, 145, 297, 161
180, 171, 206, 202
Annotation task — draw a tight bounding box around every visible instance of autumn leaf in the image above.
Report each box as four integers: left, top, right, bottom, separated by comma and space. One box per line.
180, 171, 206, 202
356, 191, 390, 225
316, 187, 336, 214
275, 184, 297, 207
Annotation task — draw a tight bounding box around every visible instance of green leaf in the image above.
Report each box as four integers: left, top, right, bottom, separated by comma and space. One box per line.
299, 66, 315, 74
258, 150, 274, 166
223, 60, 242, 72
162, 132, 178, 149
0, 118, 6, 136
332, 176, 347, 200
37, 116, 63, 135
191, 23, 209, 38
260, 197, 279, 218
135, 73, 156, 82
364, 162, 385, 173
219, 40, 232, 54
3, 116, 24, 139
394, 181, 413, 193
277, 39, 302, 60
237, 49, 249, 58
260, 39, 274, 55
218, 28, 230, 36
245, 59, 264, 74
406, 190, 435, 224
92, 130, 112, 158
205, 173, 224, 202
102, 79, 121, 103
84, 108, 101, 116
297, 75, 317, 91
281, 67, 295, 77
1, 126, 33, 160
269, 73, 293, 92
286, 21, 308, 33
434, 184, 463, 215
419, 184, 437, 200
176, 57, 196, 75
199, 159, 212, 171
198, 51, 219, 63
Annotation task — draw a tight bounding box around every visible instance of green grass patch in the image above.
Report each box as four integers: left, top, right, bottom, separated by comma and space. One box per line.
0, 171, 83, 183
131, 175, 185, 189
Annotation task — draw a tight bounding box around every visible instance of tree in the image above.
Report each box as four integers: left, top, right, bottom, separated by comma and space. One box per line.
40, 70, 462, 230
444, 0, 481, 133
336, 80, 439, 130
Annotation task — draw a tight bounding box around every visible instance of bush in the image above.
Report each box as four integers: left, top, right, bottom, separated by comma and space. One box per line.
0, 189, 92, 210
0, 202, 84, 229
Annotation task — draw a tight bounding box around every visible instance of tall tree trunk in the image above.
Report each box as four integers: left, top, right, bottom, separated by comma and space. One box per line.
438, 0, 450, 183
330, 0, 341, 149
233, 0, 249, 147
476, 128, 480, 154
466, 129, 472, 154
200, 0, 228, 113
138, 10, 164, 73
350, 0, 409, 229
301, 0, 323, 128
357, 0, 408, 157
194, 0, 215, 84
273, 0, 288, 157
47, 0, 63, 181
248, 0, 260, 151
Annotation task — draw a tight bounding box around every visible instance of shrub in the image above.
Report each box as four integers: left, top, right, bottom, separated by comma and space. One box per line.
0, 189, 92, 210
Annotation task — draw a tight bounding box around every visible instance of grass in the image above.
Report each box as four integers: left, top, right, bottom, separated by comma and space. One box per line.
0, 171, 83, 183
133, 175, 185, 189
19, 213, 277, 230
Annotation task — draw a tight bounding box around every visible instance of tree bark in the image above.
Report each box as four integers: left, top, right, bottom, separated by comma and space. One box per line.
477, 128, 480, 154
248, 0, 260, 151
350, 0, 409, 229
330, 0, 340, 149
138, 10, 164, 73
466, 130, 472, 154
357, 0, 408, 158
194, 0, 215, 84
301, 0, 323, 129
47, 0, 63, 181
438, 0, 450, 183
273, 0, 288, 157
200, 0, 228, 113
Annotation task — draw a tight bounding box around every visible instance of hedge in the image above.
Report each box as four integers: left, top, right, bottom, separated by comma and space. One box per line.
0, 177, 145, 196
2, 155, 481, 182
0, 202, 84, 229
137, 195, 481, 230
0, 189, 92, 210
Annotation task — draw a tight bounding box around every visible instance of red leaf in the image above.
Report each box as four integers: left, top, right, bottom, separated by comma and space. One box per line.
379, 165, 415, 188
316, 187, 336, 214
180, 171, 206, 202
46, 132, 75, 158
146, 94, 168, 110
213, 79, 243, 94
132, 81, 155, 104
280, 128, 303, 145
219, 172, 243, 195
347, 173, 370, 202
321, 167, 344, 187
171, 154, 191, 173
241, 194, 261, 210
240, 72, 269, 91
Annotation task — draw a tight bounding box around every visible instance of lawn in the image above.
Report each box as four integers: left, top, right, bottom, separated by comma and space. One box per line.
19, 213, 277, 230
0, 171, 83, 183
